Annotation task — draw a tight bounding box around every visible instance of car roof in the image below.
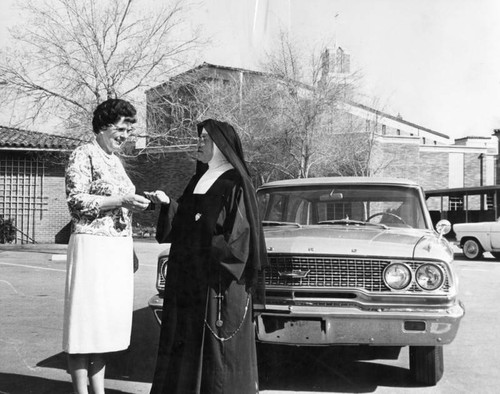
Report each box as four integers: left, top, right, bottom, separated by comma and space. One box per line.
258, 176, 421, 190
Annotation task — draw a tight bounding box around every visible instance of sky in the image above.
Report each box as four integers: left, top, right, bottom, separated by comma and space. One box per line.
1, 0, 500, 140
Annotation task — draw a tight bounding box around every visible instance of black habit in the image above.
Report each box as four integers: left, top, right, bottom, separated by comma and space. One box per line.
150, 120, 267, 394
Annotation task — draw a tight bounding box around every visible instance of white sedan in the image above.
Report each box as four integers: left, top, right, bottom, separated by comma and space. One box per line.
453, 218, 500, 259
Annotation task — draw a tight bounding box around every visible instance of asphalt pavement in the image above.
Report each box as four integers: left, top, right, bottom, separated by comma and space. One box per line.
0, 239, 164, 394
1, 239, 499, 394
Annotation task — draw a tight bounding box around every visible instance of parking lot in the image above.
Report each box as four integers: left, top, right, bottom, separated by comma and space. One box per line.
1, 240, 500, 394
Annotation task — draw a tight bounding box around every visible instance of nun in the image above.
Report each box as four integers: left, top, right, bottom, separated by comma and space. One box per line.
146, 119, 267, 394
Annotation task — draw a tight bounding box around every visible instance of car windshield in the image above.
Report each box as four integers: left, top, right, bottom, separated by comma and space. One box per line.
257, 184, 429, 229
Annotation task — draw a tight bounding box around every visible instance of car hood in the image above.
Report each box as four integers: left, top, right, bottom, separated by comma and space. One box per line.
263, 225, 452, 260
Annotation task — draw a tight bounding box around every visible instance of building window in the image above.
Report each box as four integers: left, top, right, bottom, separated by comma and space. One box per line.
396, 129, 401, 135
449, 196, 464, 211
422, 137, 426, 144
382, 124, 386, 135
0, 153, 47, 243
487, 194, 494, 210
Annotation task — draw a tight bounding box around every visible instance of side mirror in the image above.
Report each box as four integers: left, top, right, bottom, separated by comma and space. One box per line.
435, 219, 451, 239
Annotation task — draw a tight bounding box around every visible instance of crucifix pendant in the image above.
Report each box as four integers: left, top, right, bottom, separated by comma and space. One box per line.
214, 289, 224, 327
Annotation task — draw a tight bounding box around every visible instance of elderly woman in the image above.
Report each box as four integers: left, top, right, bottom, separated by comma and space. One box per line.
146, 119, 267, 394
63, 98, 150, 394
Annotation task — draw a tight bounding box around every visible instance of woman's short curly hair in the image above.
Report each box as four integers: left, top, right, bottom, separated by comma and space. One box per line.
92, 99, 137, 134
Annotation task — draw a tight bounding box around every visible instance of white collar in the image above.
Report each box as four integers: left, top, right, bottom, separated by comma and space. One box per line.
193, 144, 234, 194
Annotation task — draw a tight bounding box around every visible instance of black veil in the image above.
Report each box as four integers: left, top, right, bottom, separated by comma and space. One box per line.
196, 119, 268, 289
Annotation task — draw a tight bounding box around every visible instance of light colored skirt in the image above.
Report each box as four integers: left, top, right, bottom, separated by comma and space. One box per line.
62, 233, 134, 354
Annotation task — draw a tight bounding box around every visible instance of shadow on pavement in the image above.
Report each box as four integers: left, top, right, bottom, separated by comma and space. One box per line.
37, 307, 160, 384
257, 344, 420, 392
0, 373, 132, 394
34, 307, 423, 392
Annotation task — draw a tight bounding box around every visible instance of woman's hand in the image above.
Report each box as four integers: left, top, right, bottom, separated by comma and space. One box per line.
121, 194, 151, 212
143, 190, 170, 205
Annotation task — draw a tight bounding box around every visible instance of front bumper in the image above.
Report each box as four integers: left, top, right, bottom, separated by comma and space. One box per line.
151, 292, 465, 347
254, 301, 465, 346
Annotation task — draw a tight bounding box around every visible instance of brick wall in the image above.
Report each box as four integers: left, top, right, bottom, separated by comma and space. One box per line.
463, 153, 482, 187
418, 151, 483, 190
45, 149, 195, 243
0, 149, 195, 244
373, 141, 485, 191
371, 138, 420, 182
126, 150, 196, 228
36, 160, 72, 243
419, 152, 449, 190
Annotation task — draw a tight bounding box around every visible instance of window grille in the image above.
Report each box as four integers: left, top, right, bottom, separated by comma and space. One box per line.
448, 196, 464, 211
0, 154, 48, 243
486, 194, 494, 210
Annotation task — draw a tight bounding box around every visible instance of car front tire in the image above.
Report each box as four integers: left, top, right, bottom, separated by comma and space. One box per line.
462, 239, 483, 260
409, 345, 444, 386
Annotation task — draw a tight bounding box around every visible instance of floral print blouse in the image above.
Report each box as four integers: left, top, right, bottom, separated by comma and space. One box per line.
65, 141, 135, 237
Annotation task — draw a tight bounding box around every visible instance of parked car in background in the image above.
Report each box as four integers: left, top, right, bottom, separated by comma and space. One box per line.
149, 177, 464, 386
132, 224, 156, 238
453, 218, 500, 259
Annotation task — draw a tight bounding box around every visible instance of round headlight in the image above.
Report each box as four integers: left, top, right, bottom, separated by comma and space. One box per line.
160, 258, 168, 280
156, 257, 169, 291
415, 264, 444, 290
384, 263, 412, 290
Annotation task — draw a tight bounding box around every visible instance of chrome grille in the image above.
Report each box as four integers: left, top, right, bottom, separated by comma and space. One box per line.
262, 255, 391, 292
260, 255, 451, 293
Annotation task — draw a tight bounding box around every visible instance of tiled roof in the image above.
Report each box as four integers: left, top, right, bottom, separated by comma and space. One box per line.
0, 126, 83, 151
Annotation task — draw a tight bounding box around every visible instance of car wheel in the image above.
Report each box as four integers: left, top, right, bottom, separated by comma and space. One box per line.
490, 252, 500, 260
462, 239, 483, 260
409, 346, 443, 386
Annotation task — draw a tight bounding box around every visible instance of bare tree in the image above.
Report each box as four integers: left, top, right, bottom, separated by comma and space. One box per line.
320, 105, 394, 177
254, 33, 397, 179
0, 0, 201, 136
250, 32, 360, 179
144, 64, 298, 183
144, 34, 390, 183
